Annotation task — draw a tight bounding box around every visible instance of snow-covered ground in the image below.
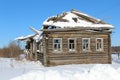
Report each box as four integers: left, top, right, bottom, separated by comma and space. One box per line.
0, 54, 120, 80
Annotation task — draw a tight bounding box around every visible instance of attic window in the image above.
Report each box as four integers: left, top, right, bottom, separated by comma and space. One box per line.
72, 17, 78, 23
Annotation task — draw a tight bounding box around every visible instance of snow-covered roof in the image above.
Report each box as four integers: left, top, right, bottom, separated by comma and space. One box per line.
33, 34, 43, 42
15, 34, 35, 41
43, 9, 114, 29
30, 27, 43, 42
16, 27, 43, 42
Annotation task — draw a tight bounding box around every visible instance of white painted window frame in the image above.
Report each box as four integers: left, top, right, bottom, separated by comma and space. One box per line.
82, 38, 90, 52
53, 38, 62, 52
68, 38, 76, 52
96, 38, 103, 51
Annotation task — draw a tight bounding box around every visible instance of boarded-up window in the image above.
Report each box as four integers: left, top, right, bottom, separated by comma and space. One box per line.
82, 38, 90, 51
53, 38, 62, 51
96, 38, 103, 51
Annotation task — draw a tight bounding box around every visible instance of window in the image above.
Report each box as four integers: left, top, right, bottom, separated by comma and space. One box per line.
82, 38, 90, 51
53, 38, 62, 51
39, 42, 43, 53
68, 38, 76, 51
96, 38, 103, 51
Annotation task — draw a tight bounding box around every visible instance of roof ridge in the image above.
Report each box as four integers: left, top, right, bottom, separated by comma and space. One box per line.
71, 9, 106, 24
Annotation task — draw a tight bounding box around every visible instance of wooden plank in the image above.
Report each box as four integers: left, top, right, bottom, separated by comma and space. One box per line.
41, 28, 111, 66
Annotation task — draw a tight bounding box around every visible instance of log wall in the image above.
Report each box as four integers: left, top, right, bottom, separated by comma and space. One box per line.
44, 30, 111, 66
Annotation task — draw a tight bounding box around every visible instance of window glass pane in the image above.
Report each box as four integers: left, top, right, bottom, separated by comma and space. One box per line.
72, 43, 74, 49
58, 44, 60, 48
54, 39, 58, 43
69, 44, 71, 49
58, 44, 60, 51
97, 43, 99, 49
83, 45, 85, 49
58, 39, 61, 43
69, 40, 74, 43
54, 39, 56, 43
54, 44, 57, 49
86, 44, 88, 50
100, 43, 102, 48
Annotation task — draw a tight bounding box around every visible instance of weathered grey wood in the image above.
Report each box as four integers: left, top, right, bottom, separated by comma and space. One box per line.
42, 33, 50, 66
22, 25, 112, 66
41, 28, 111, 66
41, 28, 112, 32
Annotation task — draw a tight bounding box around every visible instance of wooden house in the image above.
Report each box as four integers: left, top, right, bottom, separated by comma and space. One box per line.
16, 9, 114, 66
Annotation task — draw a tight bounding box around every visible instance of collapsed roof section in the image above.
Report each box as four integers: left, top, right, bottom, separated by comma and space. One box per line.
15, 34, 35, 41
43, 9, 114, 29
16, 27, 43, 43
16, 9, 114, 43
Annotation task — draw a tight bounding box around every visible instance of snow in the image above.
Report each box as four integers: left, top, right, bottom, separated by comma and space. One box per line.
15, 34, 35, 40
43, 10, 114, 29
43, 21, 114, 29
71, 9, 101, 21
0, 58, 42, 80
16, 33, 42, 42
15, 36, 25, 40
29, 27, 42, 35
63, 12, 92, 24
29, 27, 43, 42
16, 27, 43, 42
43, 12, 92, 28
0, 54, 120, 80
33, 34, 43, 42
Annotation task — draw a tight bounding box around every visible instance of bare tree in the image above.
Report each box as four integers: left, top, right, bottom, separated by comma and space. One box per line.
0, 41, 23, 58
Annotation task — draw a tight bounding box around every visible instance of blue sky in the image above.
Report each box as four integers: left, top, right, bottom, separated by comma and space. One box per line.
0, 0, 120, 48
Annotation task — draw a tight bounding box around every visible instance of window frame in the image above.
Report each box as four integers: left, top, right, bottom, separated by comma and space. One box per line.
68, 38, 76, 52
82, 38, 90, 52
96, 38, 103, 51
53, 38, 62, 52
39, 42, 43, 53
